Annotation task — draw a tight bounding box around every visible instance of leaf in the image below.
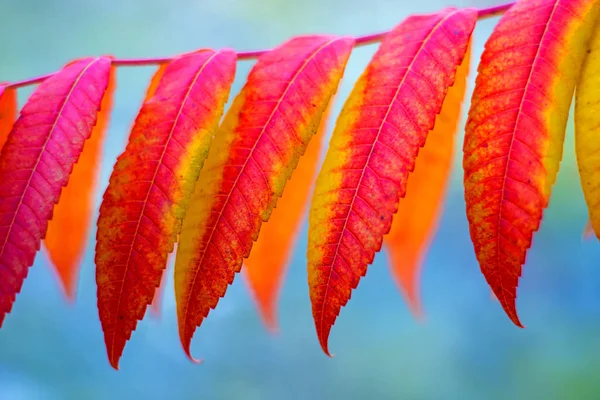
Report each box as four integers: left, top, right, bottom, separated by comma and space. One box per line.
583, 220, 595, 239
0, 57, 112, 326
576, 20, 600, 241
175, 35, 354, 361
99, 63, 171, 310
463, 0, 600, 327
0, 84, 17, 149
44, 64, 116, 300
243, 95, 336, 333
384, 43, 472, 318
95, 49, 237, 369
144, 64, 169, 101
308, 8, 477, 355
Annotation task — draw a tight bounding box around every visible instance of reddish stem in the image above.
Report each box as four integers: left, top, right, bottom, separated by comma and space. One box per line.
6, 1, 514, 89
478, 2, 514, 19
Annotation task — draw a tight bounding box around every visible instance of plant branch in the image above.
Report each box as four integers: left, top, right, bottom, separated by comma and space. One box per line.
6, 1, 514, 90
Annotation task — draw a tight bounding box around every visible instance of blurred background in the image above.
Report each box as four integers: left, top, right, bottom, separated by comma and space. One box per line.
1, 0, 599, 398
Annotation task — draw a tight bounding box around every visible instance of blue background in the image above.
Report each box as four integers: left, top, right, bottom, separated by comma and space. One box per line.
1, 0, 599, 398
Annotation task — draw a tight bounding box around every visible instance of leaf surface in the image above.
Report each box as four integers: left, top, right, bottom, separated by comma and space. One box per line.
243, 96, 335, 332
384, 44, 471, 317
463, 0, 600, 326
95, 49, 236, 369
123, 66, 167, 295
0, 84, 17, 149
0, 57, 112, 326
308, 8, 477, 355
44, 64, 116, 300
175, 35, 354, 360
576, 20, 600, 241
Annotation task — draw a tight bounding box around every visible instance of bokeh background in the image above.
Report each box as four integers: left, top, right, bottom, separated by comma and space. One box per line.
1, 0, 600, 399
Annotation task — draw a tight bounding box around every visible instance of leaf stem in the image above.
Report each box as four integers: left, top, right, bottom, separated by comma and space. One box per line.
6, 1, 514, 89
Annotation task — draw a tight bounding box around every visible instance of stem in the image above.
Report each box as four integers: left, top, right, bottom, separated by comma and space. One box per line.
5, 1, 514, 90
478, 2, 514, 19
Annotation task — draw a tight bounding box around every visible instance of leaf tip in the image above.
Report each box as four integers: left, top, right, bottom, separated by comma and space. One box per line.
259, 309, 280, 335
405, 295, 424, 321
583, 220, 595, 240
53, 263, 78, 303
316, 322, 334, 357
392, 267, 425, 320
107, 350, 121, 371
109, 360, 120, 371
149, 306, 162, 320
496, 294, 524, 329
179, 327, 204, 364
183, 347, 204, 365
63, 287, 77, 304
246, 279, 280, 334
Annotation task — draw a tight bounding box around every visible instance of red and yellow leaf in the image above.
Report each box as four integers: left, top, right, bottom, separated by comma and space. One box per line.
308, 8, 477, 355
98, 63, 171, 306
96, 65, 167, 315
384, 44, 471, 317
576, 20, 600, 241
463, 0, 600, 327
0, 84, 17, 149
44, 64, 116, 300
175, 35, 354, 361
0, 57, 112, 326
95, 49, 236, 369
243, 95, 335, 332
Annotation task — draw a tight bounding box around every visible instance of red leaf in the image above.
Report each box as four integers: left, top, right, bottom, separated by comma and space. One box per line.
0, 84, 17, 150
175, 36, 354, 361
307, 8, 477, 355
44, 64, 116, 300
96, 49, 236, 369
0, 57, 112, 326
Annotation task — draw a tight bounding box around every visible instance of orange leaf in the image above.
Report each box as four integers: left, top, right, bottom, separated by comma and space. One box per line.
0, 84, 17, 149
96, 49, 237, 369
243, 95, 336, 333
144, 64, 168, 101
463, 0, 600, 327
175, 36, 354, 361
44, 64, 116, 300
308, 8, 477, 355
583, 220, 594, 240
0, 57, 112, 326
384, 43, 472, 318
